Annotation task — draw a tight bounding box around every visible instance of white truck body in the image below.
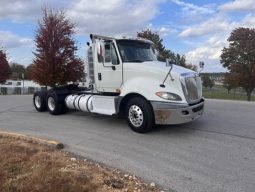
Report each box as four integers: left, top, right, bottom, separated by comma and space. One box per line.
33, 34, 204, 133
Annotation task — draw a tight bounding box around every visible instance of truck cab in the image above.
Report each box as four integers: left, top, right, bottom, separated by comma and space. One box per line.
33, 34, 204, 133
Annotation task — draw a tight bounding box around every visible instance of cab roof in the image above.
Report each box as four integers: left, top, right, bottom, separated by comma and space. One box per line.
90, 34, 154, 44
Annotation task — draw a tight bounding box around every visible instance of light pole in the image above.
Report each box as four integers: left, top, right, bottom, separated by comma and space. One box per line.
22, 73, 24, 94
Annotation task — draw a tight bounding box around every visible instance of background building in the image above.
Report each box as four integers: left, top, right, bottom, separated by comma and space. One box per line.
0, 80, 43, 95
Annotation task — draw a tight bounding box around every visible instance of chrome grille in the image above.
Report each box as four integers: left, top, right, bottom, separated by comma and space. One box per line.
181, 73, 202, 103
185, 77, 199, 100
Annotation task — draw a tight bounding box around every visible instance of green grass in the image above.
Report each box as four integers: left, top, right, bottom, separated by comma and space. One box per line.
202, 85, 255, 101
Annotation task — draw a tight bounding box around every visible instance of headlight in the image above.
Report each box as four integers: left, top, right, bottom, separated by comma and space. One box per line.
156, 92, 182, 101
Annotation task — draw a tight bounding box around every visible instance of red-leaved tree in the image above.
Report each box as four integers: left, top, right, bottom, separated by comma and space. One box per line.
221, 27, 255, 101
31, 9, 84, 87
0, 49, 11, 84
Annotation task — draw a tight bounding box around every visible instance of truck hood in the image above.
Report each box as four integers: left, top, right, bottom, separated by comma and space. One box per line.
143, 60, 193, 73
121, 60, 197, 102
123, 60, 195, 79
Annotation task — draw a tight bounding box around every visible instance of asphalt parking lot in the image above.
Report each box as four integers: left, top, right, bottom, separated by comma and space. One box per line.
0, 95, 255, 192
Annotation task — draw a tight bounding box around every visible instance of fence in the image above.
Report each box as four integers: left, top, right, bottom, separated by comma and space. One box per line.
0, 86, 47, 95
203, 85, 255, 101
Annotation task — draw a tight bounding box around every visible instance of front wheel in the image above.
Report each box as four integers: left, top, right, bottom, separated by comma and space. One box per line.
125, 97, 154, 133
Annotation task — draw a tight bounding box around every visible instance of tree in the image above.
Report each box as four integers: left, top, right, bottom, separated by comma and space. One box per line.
25, 64, 33, 80
220, 27, 255, 101
10, 63, 26, 80
31, 9, 84, 87
137, 29, 198, 70
0, 49, 11, 84
137, 29, 175, 62
223, 73, 238, 94
202, 74, 214, 89
185, 63, 198, 72
174, 53, 186, 67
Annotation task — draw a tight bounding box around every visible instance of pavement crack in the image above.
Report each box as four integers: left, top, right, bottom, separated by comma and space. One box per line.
183, 126, 255, 141
0, 105, 28, 114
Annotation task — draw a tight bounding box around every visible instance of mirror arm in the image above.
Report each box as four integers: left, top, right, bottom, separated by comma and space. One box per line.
160, 64, 174, 88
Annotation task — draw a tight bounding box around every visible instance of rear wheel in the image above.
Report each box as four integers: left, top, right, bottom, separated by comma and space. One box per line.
46, 91, 67, 115
125, 97, 154, 133
33, 91, 47, 112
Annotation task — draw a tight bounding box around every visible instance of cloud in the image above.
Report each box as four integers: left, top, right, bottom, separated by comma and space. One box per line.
170, 0, 215, 15
179, 15, 235, 38
186, 35, 227, 61
158, 27, 172, 36
0, 0, 162, 37
183, 12, 255, 72
242, 14, 255, 26
0, 0, 41, 22
0, 0, 163, 65
67, 0, 162, 36
0, 30, 34, 65
0, 0, 69, 22
179, 12, 255, 38
185, 35, 228, 72
0, 31, 33, 49
146, 23, 177, 37
219, 0, 255, 12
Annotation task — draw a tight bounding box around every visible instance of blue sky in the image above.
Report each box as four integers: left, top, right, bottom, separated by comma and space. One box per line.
0, 0, 255, 72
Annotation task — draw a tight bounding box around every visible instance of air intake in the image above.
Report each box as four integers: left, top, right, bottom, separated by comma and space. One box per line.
87, 47, 95, 84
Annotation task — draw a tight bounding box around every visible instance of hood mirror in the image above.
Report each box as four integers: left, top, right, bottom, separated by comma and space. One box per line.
198, 61, 204, 74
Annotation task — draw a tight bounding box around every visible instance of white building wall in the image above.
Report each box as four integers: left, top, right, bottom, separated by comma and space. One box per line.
0, 80, 42, 95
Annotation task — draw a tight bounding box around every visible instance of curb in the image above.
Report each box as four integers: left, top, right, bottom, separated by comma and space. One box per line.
0, 131, 64, 149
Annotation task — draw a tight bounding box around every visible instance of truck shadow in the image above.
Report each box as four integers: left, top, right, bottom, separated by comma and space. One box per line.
65, 110, 207, 136
151, 118, 208, 135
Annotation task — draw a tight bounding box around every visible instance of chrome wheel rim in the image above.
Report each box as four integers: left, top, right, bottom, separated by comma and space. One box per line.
34, 95, 41, 108
48, 97, 55, 111
128, 105, 143, 127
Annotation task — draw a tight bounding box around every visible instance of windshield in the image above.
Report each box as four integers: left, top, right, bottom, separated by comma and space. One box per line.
117, 40, 157, 62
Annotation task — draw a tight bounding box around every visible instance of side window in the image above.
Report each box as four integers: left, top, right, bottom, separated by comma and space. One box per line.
104, 42, 119, 65
105, 43, 111, 63
97, 42, 104, 63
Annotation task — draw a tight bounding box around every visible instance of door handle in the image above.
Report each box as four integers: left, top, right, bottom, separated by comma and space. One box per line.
98, 73, 102, 81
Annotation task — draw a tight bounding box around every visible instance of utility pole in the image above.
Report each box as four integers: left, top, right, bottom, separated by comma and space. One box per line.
22, 73, 24, 94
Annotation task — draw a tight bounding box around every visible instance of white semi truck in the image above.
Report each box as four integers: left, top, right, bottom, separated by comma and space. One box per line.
33, 34, 204, 133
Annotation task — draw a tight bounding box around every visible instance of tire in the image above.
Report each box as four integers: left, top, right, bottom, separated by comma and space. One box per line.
125, 97, 154, 133
46, 91, 67, 115
33, 91, 47, 112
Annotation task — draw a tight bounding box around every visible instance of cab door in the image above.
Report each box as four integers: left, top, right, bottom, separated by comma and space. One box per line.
95, 40, 123, 93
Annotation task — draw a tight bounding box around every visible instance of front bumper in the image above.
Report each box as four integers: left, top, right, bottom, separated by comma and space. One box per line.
151, 99, 204, 125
